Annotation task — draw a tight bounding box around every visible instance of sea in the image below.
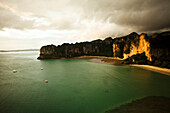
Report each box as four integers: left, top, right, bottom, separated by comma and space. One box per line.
0, 51, 170, 113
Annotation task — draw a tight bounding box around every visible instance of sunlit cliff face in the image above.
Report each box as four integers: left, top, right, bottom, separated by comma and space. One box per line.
0, 0, 170, 49
112, 33, 152, 61
123, 34, 151, 61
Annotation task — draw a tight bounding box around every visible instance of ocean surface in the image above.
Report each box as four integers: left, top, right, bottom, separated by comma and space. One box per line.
0, 51, 170, 113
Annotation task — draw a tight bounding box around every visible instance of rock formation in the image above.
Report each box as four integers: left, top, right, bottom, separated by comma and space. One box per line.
112, 31, 170, 62
38, 31, 170, 67
38, 37, 114, 59
112, 31, 170, 68
113, 32, 151, 60
123, 34, 151, 61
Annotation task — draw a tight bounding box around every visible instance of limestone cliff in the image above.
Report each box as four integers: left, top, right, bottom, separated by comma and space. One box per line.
39, 45, 57, 59
38, 31, 170, 68
38, 37, 114, 59
112, 31, 170, 68
112, 31, 170, 62
123, 33, 151, 61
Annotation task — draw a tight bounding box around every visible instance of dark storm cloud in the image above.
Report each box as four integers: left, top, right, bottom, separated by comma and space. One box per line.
108, 0, 170, 31
70, 0, 170, 32
0, 0, 169, 50
0, 0, 169, 32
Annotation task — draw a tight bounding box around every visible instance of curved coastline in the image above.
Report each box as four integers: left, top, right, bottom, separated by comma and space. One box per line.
71, 56, 170, 76
129, 64, 170, 76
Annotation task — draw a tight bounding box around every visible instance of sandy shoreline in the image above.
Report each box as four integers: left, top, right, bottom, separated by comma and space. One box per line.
72, 56, 124, 65
130, 64, 170, 76
72, 56, 170, 76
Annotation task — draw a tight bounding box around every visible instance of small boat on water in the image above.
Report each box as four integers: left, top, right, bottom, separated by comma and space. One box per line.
41, 68, 43, 70
13, 70, 17, 73
44, 80, 48, 83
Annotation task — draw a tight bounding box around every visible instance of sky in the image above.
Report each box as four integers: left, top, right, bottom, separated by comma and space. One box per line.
0, 0, 169, 50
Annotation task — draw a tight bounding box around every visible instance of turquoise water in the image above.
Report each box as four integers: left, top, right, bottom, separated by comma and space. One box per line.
0, 51, 170, 113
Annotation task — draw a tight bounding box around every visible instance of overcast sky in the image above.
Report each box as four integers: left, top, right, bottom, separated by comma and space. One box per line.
0, 0, 169, 50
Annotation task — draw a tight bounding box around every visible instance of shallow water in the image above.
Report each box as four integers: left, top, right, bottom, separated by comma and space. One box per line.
0, 51, 170, 113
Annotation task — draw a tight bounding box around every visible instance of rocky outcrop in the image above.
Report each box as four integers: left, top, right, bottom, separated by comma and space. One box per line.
112, 31, 170, 68
38, 31, 170, 66
112, 32, 139, 59
149, 32, 170, 60
112, 31, 170, 62
39, 45, 57, 59
115, 33, 151, 61
38, 37, 114, 59
123, 33, 151, 61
